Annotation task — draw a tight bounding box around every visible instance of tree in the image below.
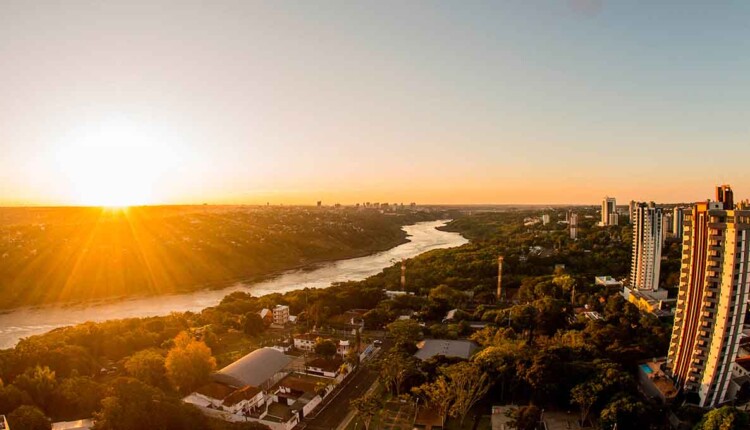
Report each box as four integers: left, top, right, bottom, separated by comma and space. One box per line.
124, 349, 167, 388
53, 376, 105, 420
571, 381, 601, 426
314, 339, 338, 358
13, 365, 57, 410
7, 405, 51, 430
351, 392, 383, 430
429, 285, 465, 306
165, 332, 217, 393
345, 346, 360, 367
379, 351, 419, 396
508, 304, 538, 340
695, 406, 750, 430
506, 405, 541, 430
363, 308, 391, 330
445, 362, 491, 425
472, 341, 526, 403
412, 376, 453, 427
519, 348, 564, 403
386, 319, 422, 345
94, 377, 210, 430
0, 383, 32, 415
599, 395, 646, 430
531, 297, 568, 336
242, 313, 265, 337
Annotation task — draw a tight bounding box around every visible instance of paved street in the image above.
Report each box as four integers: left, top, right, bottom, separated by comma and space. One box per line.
303, 340, 390, 430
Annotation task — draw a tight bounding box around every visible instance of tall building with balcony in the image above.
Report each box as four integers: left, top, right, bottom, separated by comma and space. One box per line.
602, 197, 618, 226
666, 185, 750, 408
630, 202, 663, 292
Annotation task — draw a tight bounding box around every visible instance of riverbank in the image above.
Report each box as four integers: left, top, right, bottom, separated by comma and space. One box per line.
0, 206, 440, 310
0, 234, 411, 315
0, 220, 467, 349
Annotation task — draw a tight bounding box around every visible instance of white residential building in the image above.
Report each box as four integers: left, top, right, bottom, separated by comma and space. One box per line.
631, 202, 663, 292
273, 305, 290, 325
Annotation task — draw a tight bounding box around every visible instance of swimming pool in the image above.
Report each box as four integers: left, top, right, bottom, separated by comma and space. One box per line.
640, 364, 653, 374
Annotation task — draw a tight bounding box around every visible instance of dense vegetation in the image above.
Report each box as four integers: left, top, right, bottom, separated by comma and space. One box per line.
0, 205, 438, 309
0, 207, 745, 429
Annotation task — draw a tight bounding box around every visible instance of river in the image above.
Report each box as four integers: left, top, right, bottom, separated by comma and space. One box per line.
0, 220, 467, 349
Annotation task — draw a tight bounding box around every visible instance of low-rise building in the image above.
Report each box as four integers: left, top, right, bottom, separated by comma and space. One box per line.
384, 290, 412, 299
595, 276, 622, 288
185, 346, 350, 430
637, 359, 678, 404
273, 305, 290, 325
51, 420, 94, 430
304, 357, 346, 379
414, 339, 478, 361
213, 347, 292, 390
193, 382, 265, 415
726, 356, 750, 402
292, 333, 352, 357
622, 287, 675, 318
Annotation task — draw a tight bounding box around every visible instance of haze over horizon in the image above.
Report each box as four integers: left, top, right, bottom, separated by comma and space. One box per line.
1, 1, 749, 207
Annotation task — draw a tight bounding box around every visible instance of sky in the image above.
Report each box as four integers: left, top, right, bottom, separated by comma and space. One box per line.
0, 0, 749, 206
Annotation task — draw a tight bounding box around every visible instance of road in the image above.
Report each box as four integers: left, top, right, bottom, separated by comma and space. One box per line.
303, 340, 390, 430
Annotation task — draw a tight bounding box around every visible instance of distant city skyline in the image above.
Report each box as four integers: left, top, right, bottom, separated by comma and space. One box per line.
1, 1, 749, 206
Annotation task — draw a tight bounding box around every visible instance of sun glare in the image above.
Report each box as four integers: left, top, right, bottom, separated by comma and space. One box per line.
56, 117, 180, 207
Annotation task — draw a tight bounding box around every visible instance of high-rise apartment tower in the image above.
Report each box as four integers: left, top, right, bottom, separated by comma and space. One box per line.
630, 202, 663, 291
602, 197, 618, 226
667, 185, 750, 407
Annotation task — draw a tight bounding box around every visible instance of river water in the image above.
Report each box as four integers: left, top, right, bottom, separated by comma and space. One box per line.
0, 220, 467, 349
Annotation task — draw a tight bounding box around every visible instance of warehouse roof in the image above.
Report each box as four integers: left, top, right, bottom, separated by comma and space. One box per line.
212, 347, 292, 387
414, 339, 478, 361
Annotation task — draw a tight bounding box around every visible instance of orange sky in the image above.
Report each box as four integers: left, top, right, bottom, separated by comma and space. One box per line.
1, 2, 749, 206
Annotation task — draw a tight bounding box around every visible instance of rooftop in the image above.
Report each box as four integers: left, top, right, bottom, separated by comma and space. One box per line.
222, 385, 262, 406
306, 357, 344, 372
195, 381, 235, 400
595, 275, 622, 285
212, 347, 292, 387
272, 372, 331, 394
51, 420, 95, 430
414, 339, 478, 361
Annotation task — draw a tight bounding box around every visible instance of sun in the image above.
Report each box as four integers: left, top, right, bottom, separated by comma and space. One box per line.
56, 116, 178, 207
